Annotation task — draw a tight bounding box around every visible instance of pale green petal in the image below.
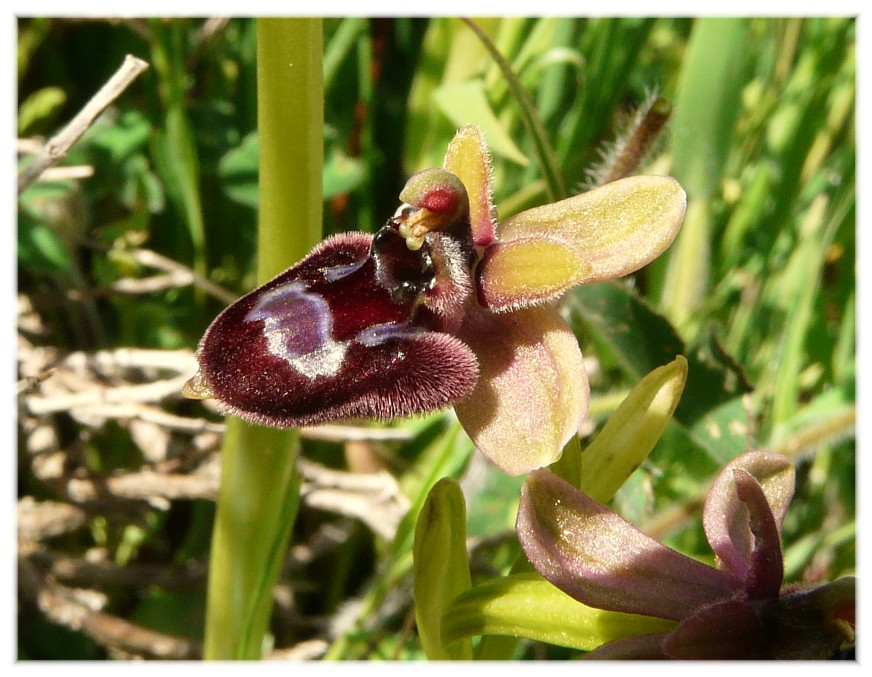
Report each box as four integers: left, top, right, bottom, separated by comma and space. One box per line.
454, 305, 588, 475
579, 356, 688, 503
498, 175, 686, 284
443, 124, 498, 247
476, 236, 591, 311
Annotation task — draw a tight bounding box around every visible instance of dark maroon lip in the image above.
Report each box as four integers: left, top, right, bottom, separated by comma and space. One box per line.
191, 188, 480, 428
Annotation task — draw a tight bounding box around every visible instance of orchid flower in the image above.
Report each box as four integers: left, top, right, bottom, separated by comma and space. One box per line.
183, 125, 686, 475
516, 451, 856, 659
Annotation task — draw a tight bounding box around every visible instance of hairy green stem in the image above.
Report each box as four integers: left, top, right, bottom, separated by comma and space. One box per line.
203, 18, 323, 660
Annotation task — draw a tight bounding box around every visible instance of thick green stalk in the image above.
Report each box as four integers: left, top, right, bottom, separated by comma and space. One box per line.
203, 18, 323, 660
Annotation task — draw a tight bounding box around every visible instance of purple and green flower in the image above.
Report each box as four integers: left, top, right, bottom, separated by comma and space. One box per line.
184, 125, 686, 475
517, 451, 856, 659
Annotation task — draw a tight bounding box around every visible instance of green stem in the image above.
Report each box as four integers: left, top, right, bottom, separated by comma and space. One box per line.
203, 18, 323, 660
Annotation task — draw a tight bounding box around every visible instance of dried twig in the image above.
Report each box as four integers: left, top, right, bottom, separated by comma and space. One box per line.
299, 423, 413, 443
18, 497, 88, 543
19, 556, 201, 660
23, 347, 197, 414
26, 373, 193, 415
26, 548, 206, 591
113, 248, 238, 304
34, 165, 95, 181
17, 54, 149, 194
63, 465, 221, 504
59, 347, 197, 375
298, 459, 410, 540
265, 640, 329, 661
67, 402, 226, 434
193, 17, 231, 54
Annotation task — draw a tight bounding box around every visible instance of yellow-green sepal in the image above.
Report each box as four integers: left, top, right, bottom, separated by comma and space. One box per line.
413, 477, 473, 660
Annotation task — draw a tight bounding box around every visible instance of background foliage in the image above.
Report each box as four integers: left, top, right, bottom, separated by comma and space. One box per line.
17, 17, 854, 659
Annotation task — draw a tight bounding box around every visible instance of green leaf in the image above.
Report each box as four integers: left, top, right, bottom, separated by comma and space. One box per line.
464, 465, 526, 538
86, 110, 152, 164
461, 18, 565, 201
568, 280, 686, 380
432, 80, 529, 166
580, 356, 688, 503
18, 220, 71, 274
392, 420, 475, 561
670, 18, 750, 200
443, 572, 674, 651
404, 18, 500, 173
676, 329, 753, 424
323, 148, 365, 199
674, 330, 754, 464
323, 17, 367, 91
219, 132, 362, 209
656, 19, 751, 330
413, 478, 473, 660
218, 131, 259, 208
687, 395, 752, 465
570, 282, 752, 465
770, 386, 855, 459
18, 86, 66, 136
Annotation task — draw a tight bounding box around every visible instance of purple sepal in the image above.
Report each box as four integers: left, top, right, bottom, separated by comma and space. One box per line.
703, 451, 793, 592
517, 470, 738, 621
662, 597, 765, 659
582, 633, 671, 660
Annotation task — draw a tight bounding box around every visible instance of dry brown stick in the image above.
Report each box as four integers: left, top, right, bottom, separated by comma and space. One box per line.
26, 373, 193, 415
27, 548, 206, 591
18, 497, 88, 543
265, 640, 329, 661
17, 54, 149, 194
19, 556, 201, 659
61, 347, 197, 374
300, 423, 413, 443
64, 468, 221, 503
53, 456, 410, 540
36, 166, 95, 181
68, 402, 227, 434
115, 248, 238, 304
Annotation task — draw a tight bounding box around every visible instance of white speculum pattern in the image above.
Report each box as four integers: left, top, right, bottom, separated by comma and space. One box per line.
246, 282, 347, 379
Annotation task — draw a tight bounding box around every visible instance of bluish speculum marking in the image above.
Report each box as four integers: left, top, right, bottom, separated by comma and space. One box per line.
321, 259, 367, 283
358, 322, 421, 347
246, 281, 347, 379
